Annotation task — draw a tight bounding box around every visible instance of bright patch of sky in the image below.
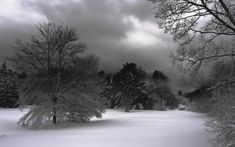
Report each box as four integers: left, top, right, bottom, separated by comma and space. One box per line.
0, 0, 47, 26
122, 15, 163, 47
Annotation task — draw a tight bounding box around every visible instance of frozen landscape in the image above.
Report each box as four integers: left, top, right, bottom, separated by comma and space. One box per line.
0, 109, 212, 147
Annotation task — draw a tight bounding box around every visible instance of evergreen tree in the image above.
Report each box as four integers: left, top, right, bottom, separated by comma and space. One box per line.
102, 63, 147, 111
0, 62, 19, 108
119, 72, 147, 111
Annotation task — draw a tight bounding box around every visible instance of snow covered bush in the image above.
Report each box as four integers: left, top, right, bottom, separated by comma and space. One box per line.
18, 86, 105, 128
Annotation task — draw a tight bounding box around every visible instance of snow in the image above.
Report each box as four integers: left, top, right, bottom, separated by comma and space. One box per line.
0, 109, 212, 147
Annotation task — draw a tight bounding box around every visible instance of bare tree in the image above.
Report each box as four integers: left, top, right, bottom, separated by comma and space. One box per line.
206, 87, 235, 147
10, 23, 104, 128
149, 1, 235, 146
149, 0, 235, 72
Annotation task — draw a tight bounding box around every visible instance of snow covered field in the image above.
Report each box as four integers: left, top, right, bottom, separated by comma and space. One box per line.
0, 109, 212, 147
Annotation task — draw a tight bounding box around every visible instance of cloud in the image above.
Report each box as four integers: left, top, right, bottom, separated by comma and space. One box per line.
0, 0, 47, 26
0, 0, 182, 88
121, 15, 171, 47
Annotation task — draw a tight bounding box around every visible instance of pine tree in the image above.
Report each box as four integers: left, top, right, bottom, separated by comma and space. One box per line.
0, 62, 19, 108
103, 63, 147, 111
120, 72, 147, 111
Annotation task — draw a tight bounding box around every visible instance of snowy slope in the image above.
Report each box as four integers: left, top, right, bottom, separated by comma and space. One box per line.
0, 109, 212, 147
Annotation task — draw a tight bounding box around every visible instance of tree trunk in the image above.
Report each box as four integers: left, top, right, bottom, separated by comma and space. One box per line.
53, 49, 62, 125
52, 95, 57, 125
52, 114, 56, 125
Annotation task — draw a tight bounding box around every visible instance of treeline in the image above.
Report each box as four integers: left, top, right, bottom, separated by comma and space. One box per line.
100, 63, 178, 111
0, 23, 177, 128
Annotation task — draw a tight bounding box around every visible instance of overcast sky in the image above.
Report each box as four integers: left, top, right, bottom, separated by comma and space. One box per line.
0, 0, 184, 89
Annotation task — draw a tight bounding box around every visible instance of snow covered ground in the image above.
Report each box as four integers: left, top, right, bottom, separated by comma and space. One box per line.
0, 109, 212, 147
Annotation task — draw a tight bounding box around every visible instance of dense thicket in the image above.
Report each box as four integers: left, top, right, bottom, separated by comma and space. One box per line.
147, 71, 178, 110
101, 63, 178, 111
0, 62, 19, 108
101, 63, 147, 111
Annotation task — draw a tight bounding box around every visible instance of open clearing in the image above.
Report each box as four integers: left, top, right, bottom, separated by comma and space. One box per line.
0, 109, 212, 147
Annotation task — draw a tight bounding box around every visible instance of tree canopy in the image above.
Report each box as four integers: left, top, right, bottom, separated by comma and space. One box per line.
149, 0, 235, 72
10, 23, 105, 128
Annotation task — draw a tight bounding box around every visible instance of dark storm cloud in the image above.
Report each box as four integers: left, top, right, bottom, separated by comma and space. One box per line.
0, 0, 181, 89
0, 23, 35, 60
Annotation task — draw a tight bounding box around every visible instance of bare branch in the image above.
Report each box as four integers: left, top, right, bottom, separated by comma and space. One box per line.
207, 80, 235, 91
